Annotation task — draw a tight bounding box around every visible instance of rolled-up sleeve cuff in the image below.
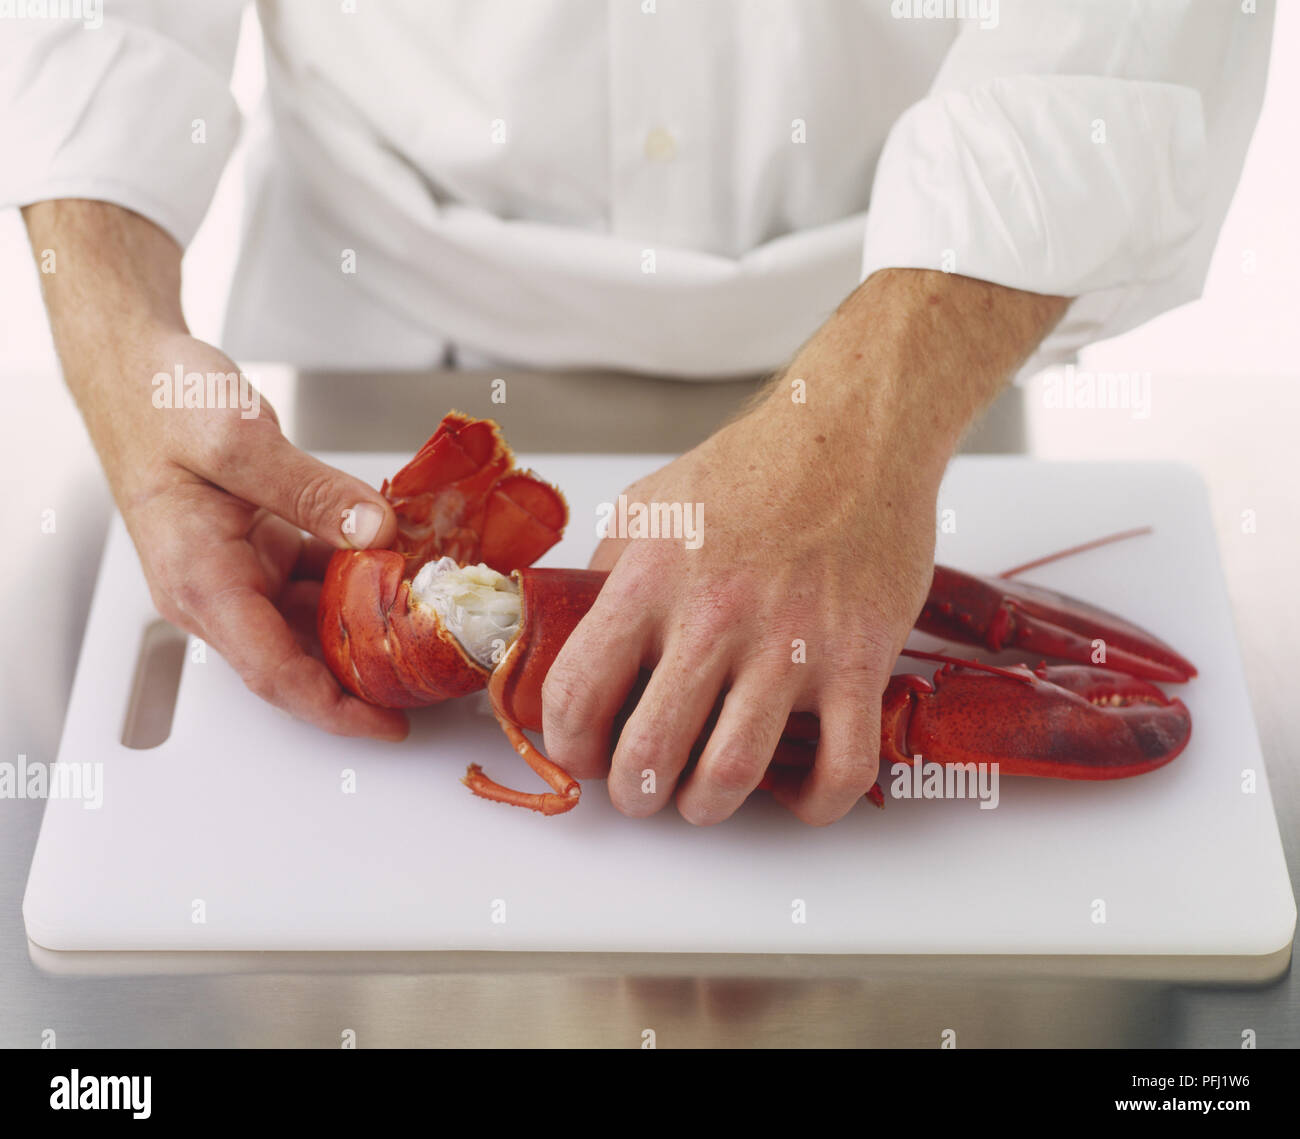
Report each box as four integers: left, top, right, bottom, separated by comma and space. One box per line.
0, 21, 242, 248
861, 74, 1208, 358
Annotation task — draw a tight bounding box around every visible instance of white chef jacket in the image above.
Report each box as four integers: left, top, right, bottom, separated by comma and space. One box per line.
0, 1, 1273, 378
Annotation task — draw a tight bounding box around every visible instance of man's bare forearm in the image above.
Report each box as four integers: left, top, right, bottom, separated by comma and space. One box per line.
22, 199, 187, 369
20, 205, 407, 741
557, 270, 1070, 825
772, 267, 1070, 485
22, 200, 190, 479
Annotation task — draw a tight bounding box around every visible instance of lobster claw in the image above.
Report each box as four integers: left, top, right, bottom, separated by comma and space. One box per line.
881, 662, 1192, 780
918, 567, 1197, 684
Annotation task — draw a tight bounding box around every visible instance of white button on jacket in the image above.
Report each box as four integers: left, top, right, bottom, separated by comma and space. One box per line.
0, 1, 1274, 377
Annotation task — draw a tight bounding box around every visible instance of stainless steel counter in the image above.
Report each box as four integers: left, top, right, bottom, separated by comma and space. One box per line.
1, 366, 1293, 1047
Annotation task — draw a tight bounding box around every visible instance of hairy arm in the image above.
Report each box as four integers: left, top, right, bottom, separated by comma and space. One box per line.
545, 267, 1068, 825
23, 199, 408, 740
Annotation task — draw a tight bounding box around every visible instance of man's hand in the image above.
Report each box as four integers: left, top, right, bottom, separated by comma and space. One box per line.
542, 268, 1069, 825
23, 200, 408, 741
549, 391, 937, 826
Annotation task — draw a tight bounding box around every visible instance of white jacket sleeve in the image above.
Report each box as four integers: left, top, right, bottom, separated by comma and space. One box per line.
0, 0, 245, 248
861, 0, 1274, 373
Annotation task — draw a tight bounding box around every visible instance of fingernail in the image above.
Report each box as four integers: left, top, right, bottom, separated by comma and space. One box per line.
343, 502, 384, 548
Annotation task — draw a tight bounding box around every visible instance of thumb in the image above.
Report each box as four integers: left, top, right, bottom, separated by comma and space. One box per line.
217, 433, 397, 549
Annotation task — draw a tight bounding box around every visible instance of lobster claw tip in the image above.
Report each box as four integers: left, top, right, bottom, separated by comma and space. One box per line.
1011, 595, 1197, 683
921, 567, 1197, 684
894, 662, 1193, 781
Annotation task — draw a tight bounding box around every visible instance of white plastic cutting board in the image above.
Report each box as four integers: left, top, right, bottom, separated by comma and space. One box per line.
23, 457, 1296, 968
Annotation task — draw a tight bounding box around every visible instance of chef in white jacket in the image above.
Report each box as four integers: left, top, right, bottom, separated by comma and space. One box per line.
2, 1, 1270, 824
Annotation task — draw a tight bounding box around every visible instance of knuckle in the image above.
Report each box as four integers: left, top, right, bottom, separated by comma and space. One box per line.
291, 470, 341, 530
824, 758, 877, 798
150, 594, 196, 637
804, 630, 894, 693
676, 631, 725, 672
141, 540, 205, 626
703, 719, 773, 794
170, 575, 206, 618
541, 662, 599, 732
194, 412, 249, 475
605, 548, 667, 605
302, 665, 348, 727
613, 721, 665, 776
688, 582, 740, 627
703, 745, 764, 796
242, 652, 296, 707
676, 585, 742, 652
740, 629, 804, 673
243, 669, 277, 704
817, 749, 880, 806
145, 583, 178, 621
843, 613, 905, 667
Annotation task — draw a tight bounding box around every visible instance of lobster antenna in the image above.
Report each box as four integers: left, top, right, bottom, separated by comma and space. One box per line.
997, 526, 1152, 579
898, 648, 1036, 686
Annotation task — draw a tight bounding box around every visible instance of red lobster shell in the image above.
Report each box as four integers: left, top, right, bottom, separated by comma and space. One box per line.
317, 412, 1195, 816
317, 412, 566, 708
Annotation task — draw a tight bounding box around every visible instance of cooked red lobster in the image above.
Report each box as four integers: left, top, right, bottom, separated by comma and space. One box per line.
318, 412, 1194, 815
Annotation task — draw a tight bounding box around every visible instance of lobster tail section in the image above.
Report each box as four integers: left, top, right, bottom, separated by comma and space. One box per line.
319, 549, 491, 708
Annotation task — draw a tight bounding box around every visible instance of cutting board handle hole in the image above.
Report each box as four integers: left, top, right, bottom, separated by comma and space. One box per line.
120, 619, 187, 749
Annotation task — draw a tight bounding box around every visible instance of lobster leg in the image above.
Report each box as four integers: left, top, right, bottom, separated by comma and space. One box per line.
462, 719, 582, 816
